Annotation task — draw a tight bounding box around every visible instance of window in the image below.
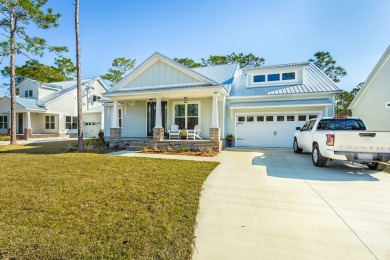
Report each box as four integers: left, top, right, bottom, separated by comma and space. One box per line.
118, 109, 122, 128
16, 88, 19, 96
298, 115, 307, 121
257, 116, 264, 122
267, 74, 280, 81
92, 95, 101, 102
317, 119, 366, 131
282, 72, 295, 80
238, 116, 245, 122
0, 115, 8, 129
287, 115, 295, 121
174, 103, 199, 129
253, 75, 265, 82
266, 116, 273, 121
247, 116, 254, 122
301, 121, 311, 131
309, 115, 317, 119
45, 115, 55, 129
25, 90, 33, 97
277, 116, 285, 121
66, 116, 78, 129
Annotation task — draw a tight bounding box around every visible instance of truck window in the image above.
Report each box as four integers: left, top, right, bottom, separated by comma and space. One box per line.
308, 120, 316, 130
301, 121, 311, 131
317, 119, 367, 130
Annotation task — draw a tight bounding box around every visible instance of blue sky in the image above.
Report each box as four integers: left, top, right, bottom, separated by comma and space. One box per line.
1, 0, 389, 93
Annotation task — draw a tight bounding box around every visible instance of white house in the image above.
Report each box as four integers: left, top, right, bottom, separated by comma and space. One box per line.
349, 45, 390, 130
0, 78, 108, 139
102, 52, 341, 150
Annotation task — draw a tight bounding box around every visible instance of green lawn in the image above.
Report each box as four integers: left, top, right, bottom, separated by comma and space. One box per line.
0, 141, 219, 259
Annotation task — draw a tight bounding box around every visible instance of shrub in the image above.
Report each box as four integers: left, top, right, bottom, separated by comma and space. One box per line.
65, 143, 78, 152
84, 142, 95, 151
0, 134, 11, 141
179, 146, 190, 152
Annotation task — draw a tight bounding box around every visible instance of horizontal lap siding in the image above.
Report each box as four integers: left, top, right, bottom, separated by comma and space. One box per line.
104, 106, 111, 138
352, 59, 390, 131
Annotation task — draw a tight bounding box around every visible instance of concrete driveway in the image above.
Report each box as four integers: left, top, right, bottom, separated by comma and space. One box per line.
193, 148, 390, 260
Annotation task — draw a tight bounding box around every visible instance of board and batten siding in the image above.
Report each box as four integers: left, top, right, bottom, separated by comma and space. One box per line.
352, 56, 390, 131
124, 61, 200, 89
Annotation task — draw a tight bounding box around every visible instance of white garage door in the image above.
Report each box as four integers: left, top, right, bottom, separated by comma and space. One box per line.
236, 114, 317, 148
84, 122, 101, 138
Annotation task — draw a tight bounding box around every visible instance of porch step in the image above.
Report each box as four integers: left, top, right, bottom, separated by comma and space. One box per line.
127, 145, 142, 151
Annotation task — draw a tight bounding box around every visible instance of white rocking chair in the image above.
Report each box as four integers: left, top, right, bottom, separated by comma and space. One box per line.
187, 125, 202, 140
168, 124, 180, 139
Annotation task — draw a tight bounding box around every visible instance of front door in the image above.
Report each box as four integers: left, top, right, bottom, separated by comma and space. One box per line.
18, 113, 23, 134
147, 101, 167, 136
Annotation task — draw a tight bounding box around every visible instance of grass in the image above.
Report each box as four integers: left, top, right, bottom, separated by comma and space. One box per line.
0, 141, 219, 259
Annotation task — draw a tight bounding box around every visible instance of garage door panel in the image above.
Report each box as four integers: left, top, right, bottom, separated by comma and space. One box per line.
236, 115, 308, 148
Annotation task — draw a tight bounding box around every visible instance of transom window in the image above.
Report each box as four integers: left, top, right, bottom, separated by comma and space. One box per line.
253, 75, 265, 82
0, 115, 8, 129
282, 72, 295, 80
25, 90, 33, 97
174, 103, 199, 129
268, 74, 280, 81
66, 116, 78, 129
45, 115, 55, 129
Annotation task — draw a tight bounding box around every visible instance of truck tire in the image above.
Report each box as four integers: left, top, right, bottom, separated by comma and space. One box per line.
293, 138, 303, 154
312, 143, 328, 167
367, 163, 387, 171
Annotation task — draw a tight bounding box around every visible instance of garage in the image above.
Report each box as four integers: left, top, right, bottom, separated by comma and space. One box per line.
236, 114, 317, 147
84, 122, 101, 138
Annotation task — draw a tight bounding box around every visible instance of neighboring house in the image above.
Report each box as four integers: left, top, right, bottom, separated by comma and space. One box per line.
349, 45, 390, 130
0, 78, 108, 139
102, 52, 341, 149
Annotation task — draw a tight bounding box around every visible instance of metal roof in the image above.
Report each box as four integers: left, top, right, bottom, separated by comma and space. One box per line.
10, 96, 46, 111
229, 63, 341, 96
106, 83, 215, 95
193, 63, 238, 86
229, 98, 332, 109
244, 62, 309, 71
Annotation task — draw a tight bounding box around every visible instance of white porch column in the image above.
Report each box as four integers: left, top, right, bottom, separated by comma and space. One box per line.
112, 100, 119, 128
155, 97, 162, 128
211, 93, 219, 128
26, 112, 31, 129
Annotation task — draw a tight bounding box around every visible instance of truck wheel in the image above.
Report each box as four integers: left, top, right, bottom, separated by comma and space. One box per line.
367, 163, 387, 171
312, 143, 328, 167
293, 139, 303, 154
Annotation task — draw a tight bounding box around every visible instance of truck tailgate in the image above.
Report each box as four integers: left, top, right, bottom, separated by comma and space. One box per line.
333, 131, 390, 161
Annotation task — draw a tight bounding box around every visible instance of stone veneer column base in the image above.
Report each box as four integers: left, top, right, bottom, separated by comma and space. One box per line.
153, 128, 164, 141
24, 128, 33, 140
209, 128, 222, 151
110, 128, 122, 148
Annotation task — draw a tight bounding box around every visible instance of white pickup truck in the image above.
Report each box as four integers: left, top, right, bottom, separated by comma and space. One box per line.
293, 117, 390, 170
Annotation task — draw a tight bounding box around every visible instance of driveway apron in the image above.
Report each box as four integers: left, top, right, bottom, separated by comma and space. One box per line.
193, 148, 389, 260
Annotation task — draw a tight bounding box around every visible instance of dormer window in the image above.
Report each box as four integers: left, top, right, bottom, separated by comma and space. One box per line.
25, 90, 33, 97
267, 74, 280, 81
253, 75, 265, 83
252, 71, 296, 85
282, 72, 295, 80
92, 95, 101, 102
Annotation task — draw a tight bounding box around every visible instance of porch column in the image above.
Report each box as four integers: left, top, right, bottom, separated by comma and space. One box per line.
153, 97, 164, 141
110, 100, 121, 142
112, 100, 119, 128
24, 112, 32, 140
155, 97, 162, 128
211, 93, 219, 128
209, 93, 221, 151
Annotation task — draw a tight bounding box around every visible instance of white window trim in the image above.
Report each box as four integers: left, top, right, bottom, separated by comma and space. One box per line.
0, 115, 8, 129
66, 116, 78, 130
45, 115, 55, 130
172, 100, 201, 129
248, 70, 298, 87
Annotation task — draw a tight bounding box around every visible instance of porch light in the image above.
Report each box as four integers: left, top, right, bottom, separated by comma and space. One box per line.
184, 97, 188, 103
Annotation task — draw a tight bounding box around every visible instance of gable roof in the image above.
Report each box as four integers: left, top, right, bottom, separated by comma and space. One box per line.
349, 45, 390, 109
37, 78, 108, 106
229, 62, 341, 97
107, 52, 227, 94
0, 96, 46, 111
193, 63, 239, 91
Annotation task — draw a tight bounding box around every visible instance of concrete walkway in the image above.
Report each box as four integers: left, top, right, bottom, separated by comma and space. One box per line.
191, 148, 390, 260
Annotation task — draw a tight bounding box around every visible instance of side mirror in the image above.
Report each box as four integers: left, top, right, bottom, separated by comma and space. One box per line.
296, 127, 301, 131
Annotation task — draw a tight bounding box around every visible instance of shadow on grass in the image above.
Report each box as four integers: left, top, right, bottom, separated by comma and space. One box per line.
0, 140, 80, 155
